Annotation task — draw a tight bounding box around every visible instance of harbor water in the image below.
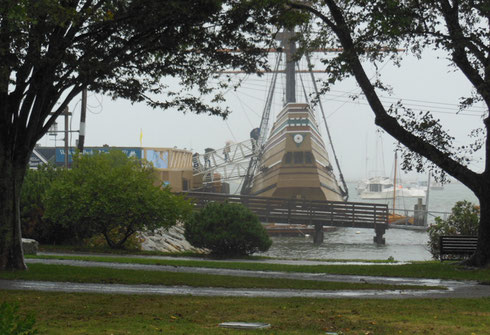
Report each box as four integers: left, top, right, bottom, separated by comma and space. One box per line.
257, 181, 479, 261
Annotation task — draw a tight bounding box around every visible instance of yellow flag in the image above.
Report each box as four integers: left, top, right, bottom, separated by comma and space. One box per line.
139, 128, 143, 147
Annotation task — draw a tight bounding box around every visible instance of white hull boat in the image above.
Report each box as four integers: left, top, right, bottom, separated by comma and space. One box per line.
359, 176, 426, 199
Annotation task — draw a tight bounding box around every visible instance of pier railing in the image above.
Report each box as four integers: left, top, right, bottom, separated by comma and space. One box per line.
182, 192, 388, 229
389, 207, 451, 226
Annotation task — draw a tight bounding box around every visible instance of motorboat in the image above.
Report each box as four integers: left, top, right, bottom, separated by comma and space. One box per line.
359, 176, 426, 199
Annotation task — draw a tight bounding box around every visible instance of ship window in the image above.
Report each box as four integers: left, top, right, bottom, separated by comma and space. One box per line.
294, 151, 304, 164
284, 152, 292, 164
305, 151, 313, 164
182, 179, 189, 191
369, 184, 382, 192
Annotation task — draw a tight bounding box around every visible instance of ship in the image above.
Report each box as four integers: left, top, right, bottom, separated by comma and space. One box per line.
249, 102, 346, 201
242, 30, 347, 202
191, 29, 348, 203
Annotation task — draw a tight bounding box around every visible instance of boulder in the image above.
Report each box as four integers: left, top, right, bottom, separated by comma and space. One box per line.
139, 224, 207, 254
22, 238, 39, 255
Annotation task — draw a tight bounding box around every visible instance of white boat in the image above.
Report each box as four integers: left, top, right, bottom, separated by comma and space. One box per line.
356, 180, 368, 194
359, 151, 426, 200
359, 176, 394, 199
359, 177, 426, 200
360, 182, 426, 199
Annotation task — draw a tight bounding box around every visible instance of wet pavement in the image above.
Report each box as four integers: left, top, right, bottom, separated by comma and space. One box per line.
0, 257, 488, 299
0, 279, 451, 299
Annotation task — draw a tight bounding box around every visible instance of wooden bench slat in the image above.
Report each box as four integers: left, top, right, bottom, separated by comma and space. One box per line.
439, 235, 477, 261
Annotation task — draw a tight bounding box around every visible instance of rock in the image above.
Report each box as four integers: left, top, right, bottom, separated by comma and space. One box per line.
22, 238, 39, 255
139, 224, 207, 254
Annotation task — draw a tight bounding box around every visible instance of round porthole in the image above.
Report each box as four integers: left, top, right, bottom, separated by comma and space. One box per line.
293, 134, 304, 144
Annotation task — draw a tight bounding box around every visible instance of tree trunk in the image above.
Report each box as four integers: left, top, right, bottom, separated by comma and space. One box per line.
102, 231, 115, 249
0, 155, 28, 270
466, 195, 490, 267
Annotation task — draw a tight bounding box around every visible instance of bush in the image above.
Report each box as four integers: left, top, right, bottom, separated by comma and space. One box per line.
184, 202, 272, 256
0, 302, 37, 335
20, 164, 65, 243
428, 200, 479, 259
43, 150, 192, 248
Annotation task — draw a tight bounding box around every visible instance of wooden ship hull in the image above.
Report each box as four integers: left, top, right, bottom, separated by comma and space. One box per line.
250, 103, 345, 202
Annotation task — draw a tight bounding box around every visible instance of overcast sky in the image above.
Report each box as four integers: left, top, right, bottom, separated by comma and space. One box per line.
39, 49, 487, 182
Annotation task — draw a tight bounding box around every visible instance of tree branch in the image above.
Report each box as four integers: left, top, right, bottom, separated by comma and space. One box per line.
438, 0, 489, 105
290, 0, 482, 191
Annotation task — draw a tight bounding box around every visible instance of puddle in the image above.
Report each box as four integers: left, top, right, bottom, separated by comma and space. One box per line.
219, 322, 271, 329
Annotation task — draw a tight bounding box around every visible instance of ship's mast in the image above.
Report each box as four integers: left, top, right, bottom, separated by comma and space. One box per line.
284, 31, 296, 104
241, 29, 301, 195
241, 28, 349, 199
277, 30, 297, 104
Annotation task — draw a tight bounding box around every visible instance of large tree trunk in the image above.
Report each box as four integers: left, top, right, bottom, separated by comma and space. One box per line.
467, 195, 490, 267
0, 151, 28, 270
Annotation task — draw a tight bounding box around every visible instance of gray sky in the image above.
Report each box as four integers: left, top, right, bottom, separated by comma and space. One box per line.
39, 49, 487, 182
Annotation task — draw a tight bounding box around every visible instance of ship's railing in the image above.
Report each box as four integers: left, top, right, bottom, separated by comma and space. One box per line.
192, 139, 257, 182
181, 192, 389, 229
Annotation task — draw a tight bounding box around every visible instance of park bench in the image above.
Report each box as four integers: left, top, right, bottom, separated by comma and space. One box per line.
439, 235, 478, 261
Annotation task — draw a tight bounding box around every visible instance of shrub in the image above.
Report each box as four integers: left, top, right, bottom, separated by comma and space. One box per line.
0, 302, 37, 335
43, 150, 192, 248
427, 200, 479, 259
184, 202, 272, 256
20, 164, 65, 243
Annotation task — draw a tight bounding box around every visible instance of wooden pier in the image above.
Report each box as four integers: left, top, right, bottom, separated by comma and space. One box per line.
182, 192, 389, 244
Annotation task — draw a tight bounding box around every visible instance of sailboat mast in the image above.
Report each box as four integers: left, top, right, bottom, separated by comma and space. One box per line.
425, 173, 431, 225
392, 152, 398, 215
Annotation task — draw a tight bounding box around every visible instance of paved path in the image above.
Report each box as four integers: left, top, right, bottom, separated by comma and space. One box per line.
0, 257, 488, 299
0, 279, 452, 299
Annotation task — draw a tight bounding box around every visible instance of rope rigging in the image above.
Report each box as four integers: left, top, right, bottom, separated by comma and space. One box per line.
196, 27, 349, 202
240, 52, 283, 195
305, 53, 349, 200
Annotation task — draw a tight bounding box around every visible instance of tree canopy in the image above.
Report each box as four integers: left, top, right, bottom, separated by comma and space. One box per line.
2, 0, 283, 135
0, 0, 287, 270
43, 150, 192, 249
286, 0, 490, 266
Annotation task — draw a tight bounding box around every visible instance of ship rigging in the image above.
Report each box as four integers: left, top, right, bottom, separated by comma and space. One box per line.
192, 29, 348, 202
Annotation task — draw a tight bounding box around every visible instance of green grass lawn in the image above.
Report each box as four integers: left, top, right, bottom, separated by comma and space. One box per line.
2, 291, 489, 334
28, 253, 490, 282
38, 244, 393, 262
2, 252, 488, 334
